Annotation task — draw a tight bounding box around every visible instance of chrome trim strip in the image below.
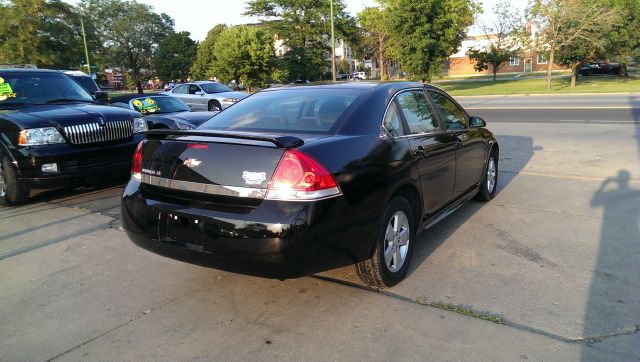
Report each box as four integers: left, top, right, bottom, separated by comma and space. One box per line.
140, 174, 267, 199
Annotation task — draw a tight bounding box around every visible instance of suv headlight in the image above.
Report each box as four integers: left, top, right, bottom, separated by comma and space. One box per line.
175, 120, 195, 130
132, 117, 148, 133
18, 127, 65, 146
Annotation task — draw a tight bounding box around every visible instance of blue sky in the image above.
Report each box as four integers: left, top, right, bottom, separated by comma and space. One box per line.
63, 0, 528, 41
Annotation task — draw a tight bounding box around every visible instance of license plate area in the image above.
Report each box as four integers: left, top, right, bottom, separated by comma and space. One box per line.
159, 212, 211, 253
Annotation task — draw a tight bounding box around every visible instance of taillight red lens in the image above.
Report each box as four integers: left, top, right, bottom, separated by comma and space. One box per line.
131, 140, 144, 180
266, 149, 340, 201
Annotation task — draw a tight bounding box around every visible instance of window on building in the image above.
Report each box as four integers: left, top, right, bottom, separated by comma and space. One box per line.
537, 53, 548, 64
509, 57, 520, 66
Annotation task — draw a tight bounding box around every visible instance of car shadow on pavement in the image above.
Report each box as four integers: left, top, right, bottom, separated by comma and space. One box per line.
405, 135, 537, 279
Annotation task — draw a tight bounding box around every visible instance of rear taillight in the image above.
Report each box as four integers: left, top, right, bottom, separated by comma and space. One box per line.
131, 140, 144, 180
265, 149, 340, 201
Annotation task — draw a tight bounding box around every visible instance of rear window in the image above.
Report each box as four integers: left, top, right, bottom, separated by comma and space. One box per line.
199, 89, 365, 133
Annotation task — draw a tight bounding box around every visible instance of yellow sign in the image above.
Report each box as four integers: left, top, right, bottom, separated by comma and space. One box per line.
0, 77, 17, 101
133, 97, 160, 114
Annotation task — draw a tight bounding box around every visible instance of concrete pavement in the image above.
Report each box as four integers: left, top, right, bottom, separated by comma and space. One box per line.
1, 94, 639, 360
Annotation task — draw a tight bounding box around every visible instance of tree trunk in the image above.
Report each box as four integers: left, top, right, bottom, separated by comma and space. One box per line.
136, 80, 143, 94
492, 66, 497, 81
379, 35, 385, 80
570, 62, 578, 88
620, 62, 628, 77
546, 47, 555, 93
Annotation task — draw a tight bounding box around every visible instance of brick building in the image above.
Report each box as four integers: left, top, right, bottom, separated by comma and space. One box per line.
447, 34, 567, 76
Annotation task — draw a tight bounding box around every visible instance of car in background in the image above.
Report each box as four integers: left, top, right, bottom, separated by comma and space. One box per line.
164, 81, 248, 112
0, 68, 146, 206
62, 70, 101, 95
110, 94, 217, 130
122, 82, 498, 287
579, 62, 621, 76
352, 71, 368, 80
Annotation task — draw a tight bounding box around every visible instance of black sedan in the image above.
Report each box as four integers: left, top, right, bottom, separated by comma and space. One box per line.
579, 62, 621, 76
122, 82, 499, 287
110, 94, 217, 130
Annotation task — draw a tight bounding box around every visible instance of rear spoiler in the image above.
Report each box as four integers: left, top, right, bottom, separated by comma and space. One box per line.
144, 129, 304, 149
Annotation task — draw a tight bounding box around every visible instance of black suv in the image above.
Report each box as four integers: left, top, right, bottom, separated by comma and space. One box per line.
0, 68, 146, 206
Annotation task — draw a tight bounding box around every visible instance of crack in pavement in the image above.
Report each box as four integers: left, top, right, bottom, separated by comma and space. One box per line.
310, 275, 640, 350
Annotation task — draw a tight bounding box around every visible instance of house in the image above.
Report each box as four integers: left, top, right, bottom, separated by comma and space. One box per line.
447, 32, 567, 76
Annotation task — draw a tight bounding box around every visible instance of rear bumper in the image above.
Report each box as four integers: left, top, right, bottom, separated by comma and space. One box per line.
11, 137, 142, 189
121, 180, 377, 278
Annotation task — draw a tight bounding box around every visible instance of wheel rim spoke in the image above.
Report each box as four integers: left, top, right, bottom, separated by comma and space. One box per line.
384, 243, 394, 265
398, 228, 409, 246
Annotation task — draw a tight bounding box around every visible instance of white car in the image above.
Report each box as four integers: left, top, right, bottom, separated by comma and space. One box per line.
352, 72, 368, 80
164, 81, 248, 111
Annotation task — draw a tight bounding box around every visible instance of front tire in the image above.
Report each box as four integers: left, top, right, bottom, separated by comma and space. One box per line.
477, 150, 498, 201
357, 196, 416, 288
208, 100, 221, 112
0, 157, 29, 206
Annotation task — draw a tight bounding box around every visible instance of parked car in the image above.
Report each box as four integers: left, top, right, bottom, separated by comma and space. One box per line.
579, 62, 621, 76
62, 70, 102, 96
164, 81, 248, 111
352, 71, 368, 80
110, 94, 217, 130
122, 82, 498, 287
0, 68, 146, 206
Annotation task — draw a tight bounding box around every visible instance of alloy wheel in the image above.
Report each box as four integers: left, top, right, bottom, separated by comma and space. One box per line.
487, 157, 497, 193
384, 211, 410, 272
0, 162, 6, 198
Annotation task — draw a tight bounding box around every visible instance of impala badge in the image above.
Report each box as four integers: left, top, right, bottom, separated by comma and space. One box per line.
183, 158, 202, 168
242, 171, 266, 185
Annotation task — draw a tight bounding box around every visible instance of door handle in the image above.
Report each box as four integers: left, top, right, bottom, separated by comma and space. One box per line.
414, 145, 426, 158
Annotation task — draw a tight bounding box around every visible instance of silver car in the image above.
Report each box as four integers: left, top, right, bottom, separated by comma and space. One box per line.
164, 81, 248, 111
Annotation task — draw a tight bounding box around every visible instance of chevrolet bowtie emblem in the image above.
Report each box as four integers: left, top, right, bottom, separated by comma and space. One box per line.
183, 158, 202, 168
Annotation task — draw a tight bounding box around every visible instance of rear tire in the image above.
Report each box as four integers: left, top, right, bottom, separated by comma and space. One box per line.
0, 157, 29, 206
357, 196, 415, 288
476, 150, 498, 201
208, 100, 221, 112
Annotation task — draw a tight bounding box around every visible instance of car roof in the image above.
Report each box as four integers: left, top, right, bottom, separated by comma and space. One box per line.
0, 68, 60, 74
62, 70, 91, 77
110, 93, 167, 103
261, 81, 425, 93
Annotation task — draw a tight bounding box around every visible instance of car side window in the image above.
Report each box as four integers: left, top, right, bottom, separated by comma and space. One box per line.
395, 91, 439, 135
188, 85, 201, 95
383, 101, 404, 137
173, 84, 187, 94
428, 92, 468, 130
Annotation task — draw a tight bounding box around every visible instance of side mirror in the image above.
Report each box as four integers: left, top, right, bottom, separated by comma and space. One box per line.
94, 91, 109, 103
469, 116, 486, 128
195, 91, 204, 96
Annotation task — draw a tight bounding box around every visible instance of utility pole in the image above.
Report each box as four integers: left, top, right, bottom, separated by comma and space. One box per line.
80, 14, 91, 75
330, 0, 336, 82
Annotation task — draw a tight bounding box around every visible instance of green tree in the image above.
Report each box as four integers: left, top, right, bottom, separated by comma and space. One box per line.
211, 25, 275, 91
605, 0, 640, 76
382, 0, 478, 82
155, 31, 197, 82
528, 0, 621, 91
80, 0, 174, 93
245, 0, 358, 82
357, 6, 392, 80
0, 0, 89, 69
190, 24, 227, 80
467, 0, 527, 81
338, 58, 350, 74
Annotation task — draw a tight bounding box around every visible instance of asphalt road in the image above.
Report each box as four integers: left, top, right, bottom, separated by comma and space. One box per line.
1, 94, 639, 360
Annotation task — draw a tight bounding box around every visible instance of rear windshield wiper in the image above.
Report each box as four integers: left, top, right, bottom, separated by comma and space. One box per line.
45, 98, 95, 104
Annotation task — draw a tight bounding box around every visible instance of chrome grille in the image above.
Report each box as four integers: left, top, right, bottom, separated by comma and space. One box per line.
63, 120, 133, 144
